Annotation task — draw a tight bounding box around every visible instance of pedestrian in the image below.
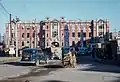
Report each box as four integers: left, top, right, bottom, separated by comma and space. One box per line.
69, 47, 77, 68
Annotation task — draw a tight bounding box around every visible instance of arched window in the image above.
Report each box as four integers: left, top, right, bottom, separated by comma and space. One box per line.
51, 42, 59, 47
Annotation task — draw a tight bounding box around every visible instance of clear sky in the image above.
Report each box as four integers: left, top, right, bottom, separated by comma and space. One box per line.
0, 0, 120, 35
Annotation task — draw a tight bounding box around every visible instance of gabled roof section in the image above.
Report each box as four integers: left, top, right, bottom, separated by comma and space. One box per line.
97, 19, 105, 23
51, 19, 59, 23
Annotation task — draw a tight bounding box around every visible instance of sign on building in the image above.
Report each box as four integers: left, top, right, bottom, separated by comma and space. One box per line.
64, 25, 69, 47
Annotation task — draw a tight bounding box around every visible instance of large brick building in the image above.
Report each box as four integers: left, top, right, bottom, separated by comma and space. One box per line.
5, 20, 40, 49
5, 17, 110, 49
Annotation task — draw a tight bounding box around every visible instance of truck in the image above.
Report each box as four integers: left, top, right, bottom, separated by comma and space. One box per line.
92, 40, 120, 65
46, 42, 63, 66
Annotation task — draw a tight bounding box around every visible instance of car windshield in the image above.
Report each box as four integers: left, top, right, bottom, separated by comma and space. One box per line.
36, 49, 44, 55
22, 51, 33, 56
22, 49, 36, 56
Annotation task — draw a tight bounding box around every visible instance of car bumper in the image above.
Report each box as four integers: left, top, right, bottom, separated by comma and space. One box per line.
20, 61, 35, 64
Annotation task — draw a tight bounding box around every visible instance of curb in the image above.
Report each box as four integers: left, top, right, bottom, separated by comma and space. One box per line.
0, 58, 21, 64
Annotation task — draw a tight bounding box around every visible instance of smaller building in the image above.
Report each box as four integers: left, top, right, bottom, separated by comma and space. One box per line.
111, 31, 120, 40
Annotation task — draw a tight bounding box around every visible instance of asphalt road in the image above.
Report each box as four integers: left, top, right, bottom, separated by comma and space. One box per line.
0, 56, 120, 82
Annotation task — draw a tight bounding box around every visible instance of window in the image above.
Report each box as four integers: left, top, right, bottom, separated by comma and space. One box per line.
52, 31, 57, 37
12, 33, 14, 38
62, 42, 63, 46
22, 41, 24, 46
27, 33, 29, 38
32, 41, 34, 44
27, 41, 29, 43
99, 25, 103, 29
22, 26, 24, 29
32, 27, 34, 30
33, 33, 35, 38
99, 32, 103, 36
47, 26, 48, 29
77, 41, 80, 46
27, 28, 30, 30
52, 24, 54, 29
72, 25, 75, 31
72, 32, 75, 37
38, 33, 40, 36
14, 41, 16, 45
47, 42, 48, 46
89, 33, 92, 37
47, 34, 48, 37
72, 41, 75, 46
83, 33, 86, 37
22, 33, 24, 38
78, 32, 80, 37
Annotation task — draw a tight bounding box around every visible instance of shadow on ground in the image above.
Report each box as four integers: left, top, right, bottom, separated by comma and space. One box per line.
43, 65, 64, 68
42, 80, 69, 82
77, 56, 120, 74
3, 62, 35, 66
3, 61, 64, 68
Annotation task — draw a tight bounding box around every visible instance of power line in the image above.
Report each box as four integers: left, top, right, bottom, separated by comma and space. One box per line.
0, 7, 9, 23
0, 1, 17, 19
0, 1, 26, 23
0, 2, 10, 15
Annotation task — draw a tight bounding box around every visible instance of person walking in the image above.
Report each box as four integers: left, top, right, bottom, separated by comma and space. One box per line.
69, 47, 77, 68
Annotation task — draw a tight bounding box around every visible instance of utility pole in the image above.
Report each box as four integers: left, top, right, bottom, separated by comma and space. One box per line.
90, 20, 94, 43
11, 17, 19, 57
10, 14, 12, 45
81, 29, 84, 48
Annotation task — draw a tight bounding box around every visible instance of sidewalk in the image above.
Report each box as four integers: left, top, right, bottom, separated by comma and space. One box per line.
0, 57, 21, 63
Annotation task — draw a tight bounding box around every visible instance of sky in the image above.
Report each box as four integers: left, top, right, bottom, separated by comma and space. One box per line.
0, 0, 120, 35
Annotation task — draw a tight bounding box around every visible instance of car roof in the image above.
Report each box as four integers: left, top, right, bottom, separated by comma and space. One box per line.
23, 48, 37, 51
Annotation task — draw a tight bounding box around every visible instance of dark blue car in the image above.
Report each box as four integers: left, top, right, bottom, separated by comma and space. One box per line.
20, 48, 47, 66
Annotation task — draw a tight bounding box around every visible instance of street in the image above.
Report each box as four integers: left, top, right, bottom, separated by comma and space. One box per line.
0, 56, 120, 82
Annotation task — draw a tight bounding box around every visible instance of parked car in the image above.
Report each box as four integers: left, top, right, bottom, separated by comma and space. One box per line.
20, 48, 48, 66
0, 50, 5, 57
